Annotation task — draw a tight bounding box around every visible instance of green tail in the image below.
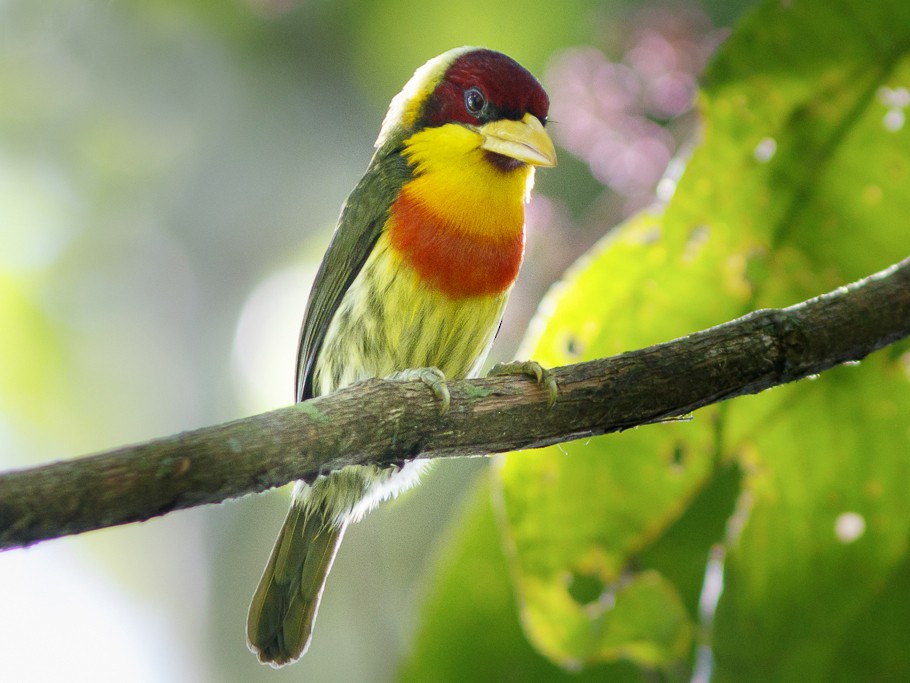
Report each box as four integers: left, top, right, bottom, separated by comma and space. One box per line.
247, 502, 347, 667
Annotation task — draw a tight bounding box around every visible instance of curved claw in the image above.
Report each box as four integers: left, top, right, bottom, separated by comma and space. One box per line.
388, 367, 451, 415
488, 360, 558, 408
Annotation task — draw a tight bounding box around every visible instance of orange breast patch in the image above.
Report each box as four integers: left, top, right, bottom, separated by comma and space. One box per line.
387, 188, 525, 299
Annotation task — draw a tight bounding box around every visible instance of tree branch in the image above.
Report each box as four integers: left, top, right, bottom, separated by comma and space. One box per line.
1, 257, 908, 551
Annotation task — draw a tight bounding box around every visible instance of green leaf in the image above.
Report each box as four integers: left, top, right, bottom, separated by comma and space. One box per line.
695, 0, 910, 292
831, 545, 910, 681
497, 0, 910, 674
496, 208, 738, 670
715, 354, 910, 681
694, 0, 910, 678
398, 473, 640, 682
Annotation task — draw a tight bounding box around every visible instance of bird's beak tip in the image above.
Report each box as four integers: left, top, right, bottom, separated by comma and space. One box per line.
480, 113, 557, 168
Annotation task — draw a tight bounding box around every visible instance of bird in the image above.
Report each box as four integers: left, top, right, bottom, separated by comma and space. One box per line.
246, 46, 557, 667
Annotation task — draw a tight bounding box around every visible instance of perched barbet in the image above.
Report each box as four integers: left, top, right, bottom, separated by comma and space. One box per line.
247, 46, 557, 666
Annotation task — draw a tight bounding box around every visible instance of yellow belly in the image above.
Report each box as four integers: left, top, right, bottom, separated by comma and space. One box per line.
301, 232, 510, 521
313, 232, 510, 397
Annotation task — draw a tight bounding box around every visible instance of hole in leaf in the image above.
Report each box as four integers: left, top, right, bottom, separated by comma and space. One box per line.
568, 571, 604, 606
671, 442, 686, 466
565, 335, 582, 358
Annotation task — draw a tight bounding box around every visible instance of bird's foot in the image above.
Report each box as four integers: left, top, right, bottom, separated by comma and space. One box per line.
388, 367, 450, 415
488, 360, 558, 407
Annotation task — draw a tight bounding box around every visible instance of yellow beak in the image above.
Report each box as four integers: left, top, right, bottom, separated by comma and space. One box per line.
479, 113, 558, 168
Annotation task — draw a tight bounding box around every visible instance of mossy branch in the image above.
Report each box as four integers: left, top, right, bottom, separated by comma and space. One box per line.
1, 257, 908, 551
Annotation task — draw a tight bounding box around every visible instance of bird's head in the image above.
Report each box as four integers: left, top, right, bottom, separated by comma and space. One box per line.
377, 47, 557, 174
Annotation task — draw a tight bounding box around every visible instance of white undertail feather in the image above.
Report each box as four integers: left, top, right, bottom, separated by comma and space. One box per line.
293, 460, 430, 526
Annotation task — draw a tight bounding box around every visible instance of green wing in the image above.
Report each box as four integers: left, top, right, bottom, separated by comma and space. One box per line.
295, 148, 412, 401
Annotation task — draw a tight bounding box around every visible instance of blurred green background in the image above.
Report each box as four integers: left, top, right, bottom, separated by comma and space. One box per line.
16, 0, 909, 681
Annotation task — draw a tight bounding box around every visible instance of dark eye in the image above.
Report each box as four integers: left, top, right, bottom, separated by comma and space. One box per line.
464, 87, 486, 116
